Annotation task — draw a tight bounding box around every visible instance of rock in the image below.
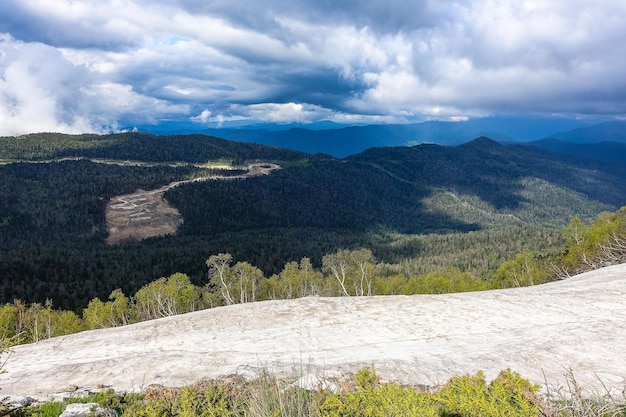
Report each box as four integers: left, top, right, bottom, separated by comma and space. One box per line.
59, 403, 117, 417
6, 395, 37, 407
1, 395, 37, 411
3, 264, 626, 396
49, 388, 92, 403
294, 373, 339, 393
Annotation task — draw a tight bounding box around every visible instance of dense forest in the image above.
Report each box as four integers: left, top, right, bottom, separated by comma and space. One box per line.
1, 204, 626, 349
1, 132, 626, 312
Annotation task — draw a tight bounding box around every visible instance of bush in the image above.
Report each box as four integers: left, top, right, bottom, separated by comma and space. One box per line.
436, 369, 541, 417
319, 368, 541, 417
11, 368, 625, 417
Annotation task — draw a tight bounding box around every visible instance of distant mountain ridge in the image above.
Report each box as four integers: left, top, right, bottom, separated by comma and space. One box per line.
134, 117, 610, 157
524, 139, 626, 164
544, 121, 626, 143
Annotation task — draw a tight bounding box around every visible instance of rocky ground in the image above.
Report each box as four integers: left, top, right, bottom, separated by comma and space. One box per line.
1, 264, 625, 400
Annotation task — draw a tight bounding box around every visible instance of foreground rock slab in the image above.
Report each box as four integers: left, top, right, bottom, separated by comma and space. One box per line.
1, 265, 625, 397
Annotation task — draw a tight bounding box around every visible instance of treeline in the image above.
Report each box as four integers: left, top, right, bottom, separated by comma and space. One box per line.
0, 250, 489, 347
3, 206, 626, 347
0, 132, 307, 163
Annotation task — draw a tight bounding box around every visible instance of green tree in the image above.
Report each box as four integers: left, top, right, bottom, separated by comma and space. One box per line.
398, 268, 486, 294
322, 250, 353, 296
264, 274, 282, 301
492, 251, 548, 288
206, 253, 235, 305
82, 289, 130, 329
560, 207, 626, 275
83, 297, 113, 329
296, 257, 323, 297
274, 261, 300, 299
108, 289, 131, 326
263, 257, 324, 300
24, 302, 44, 342
351, 248, 375, 296
13, 300, 27, 345
232, 261, 264, 303
373, 274, 408, 295
134, 273, 200, 320
0, 304, 18, 347
53, 310, 84, 336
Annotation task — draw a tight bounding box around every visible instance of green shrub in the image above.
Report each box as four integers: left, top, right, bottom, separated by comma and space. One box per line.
436, 369, 540, 417
11, 368, 625, 417
123, 384, 238, 417
9, 389, 145, 417
318, 380, 438, 417
319, 368, 540, 417
355, 366, 379, 391
10, 401, 67, 417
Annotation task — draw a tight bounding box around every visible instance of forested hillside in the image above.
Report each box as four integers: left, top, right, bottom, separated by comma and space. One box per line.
1, 132, 625, 310
0, 131, 307, 163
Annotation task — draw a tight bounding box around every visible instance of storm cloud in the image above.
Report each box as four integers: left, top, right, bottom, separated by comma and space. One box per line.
1, 0, 626, 134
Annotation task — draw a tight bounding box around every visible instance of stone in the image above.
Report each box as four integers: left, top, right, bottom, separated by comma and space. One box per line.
59, 403, 117, 417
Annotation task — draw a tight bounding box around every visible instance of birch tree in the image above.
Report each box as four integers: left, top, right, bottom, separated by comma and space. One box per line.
322, 250, 353, 296
206, 253, 235, 305
232, 261, 264, 303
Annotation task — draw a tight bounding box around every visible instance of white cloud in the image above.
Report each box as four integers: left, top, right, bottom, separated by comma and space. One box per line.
0, 34, 97, 135
218, 102, 334, 124
1, 0, 626, 133
0, 34, 188, 135
191, 109, 212, 123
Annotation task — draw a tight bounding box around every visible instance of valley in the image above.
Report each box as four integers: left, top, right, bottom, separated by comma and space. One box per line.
1, 131, 626, 416
1, 132, 626, 311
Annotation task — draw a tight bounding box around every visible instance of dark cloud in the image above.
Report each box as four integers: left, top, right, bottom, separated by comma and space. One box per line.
262, 68, 369, 112
0, 1, 142, 50
1, 0, 626, 134
154, 0, 437, 32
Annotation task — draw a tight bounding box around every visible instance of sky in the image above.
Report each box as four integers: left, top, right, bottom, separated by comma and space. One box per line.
1, 0, 626, 136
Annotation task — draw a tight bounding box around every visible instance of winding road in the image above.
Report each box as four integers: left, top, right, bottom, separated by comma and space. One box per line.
105, 162, 281, 244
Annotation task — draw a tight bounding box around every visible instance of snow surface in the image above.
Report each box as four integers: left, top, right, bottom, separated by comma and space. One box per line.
1, 264, 625, 397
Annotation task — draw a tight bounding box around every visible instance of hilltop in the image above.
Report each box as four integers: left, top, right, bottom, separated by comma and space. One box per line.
2, 264, 625, 397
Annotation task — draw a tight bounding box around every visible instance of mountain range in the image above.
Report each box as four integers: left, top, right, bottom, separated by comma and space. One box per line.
133, 118, 626, 157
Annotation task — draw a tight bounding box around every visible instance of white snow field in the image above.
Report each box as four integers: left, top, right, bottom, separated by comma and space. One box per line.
1, 264, 625, 397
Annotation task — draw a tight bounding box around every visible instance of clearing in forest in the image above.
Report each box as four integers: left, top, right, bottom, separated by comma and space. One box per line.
105, 162, 280, 244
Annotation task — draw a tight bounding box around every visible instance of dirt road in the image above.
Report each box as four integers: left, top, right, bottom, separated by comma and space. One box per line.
105, 162, 280, 244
